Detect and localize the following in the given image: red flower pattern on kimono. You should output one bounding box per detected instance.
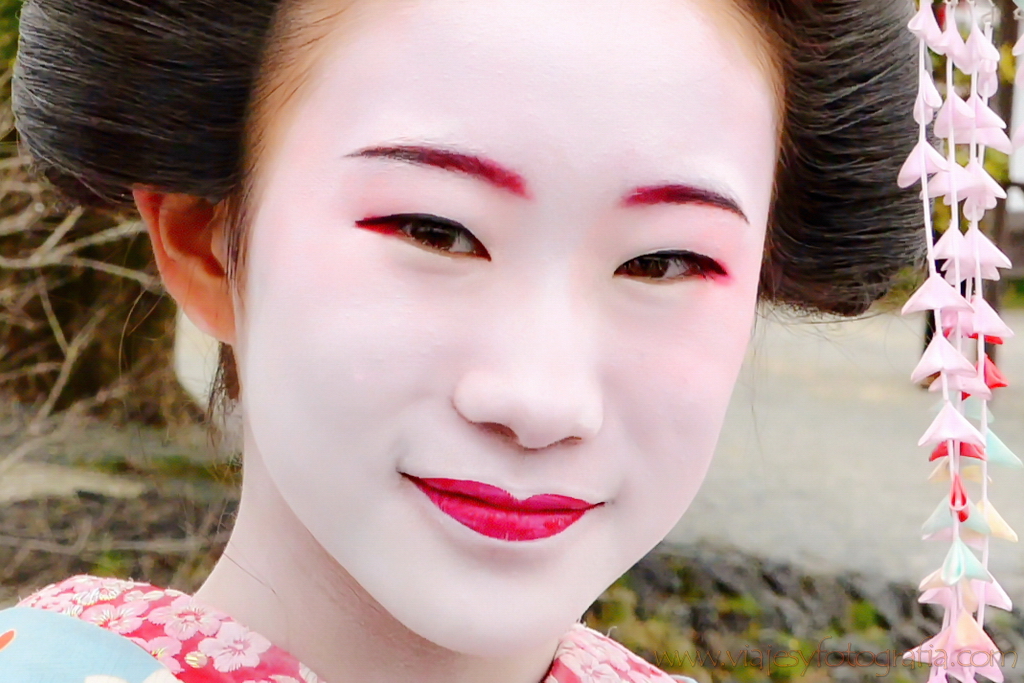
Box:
[19,576,692,683]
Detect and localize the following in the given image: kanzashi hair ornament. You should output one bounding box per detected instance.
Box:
[901,1,1021,681]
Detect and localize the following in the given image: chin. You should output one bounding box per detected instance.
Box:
[392,589,584,658]
[339,507,660,659]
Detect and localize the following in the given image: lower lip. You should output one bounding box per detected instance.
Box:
[407,477,596,542]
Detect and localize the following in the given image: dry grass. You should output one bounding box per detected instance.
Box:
[0,488,237,606]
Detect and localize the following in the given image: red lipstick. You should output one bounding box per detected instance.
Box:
[406,476,599,542]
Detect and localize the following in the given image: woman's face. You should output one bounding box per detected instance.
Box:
[238,0,777,657]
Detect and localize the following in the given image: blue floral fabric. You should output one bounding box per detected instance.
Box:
[0,605,175,683]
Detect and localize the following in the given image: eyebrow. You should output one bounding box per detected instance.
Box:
[624,185,749,223]
[348,144,748,222]
[347,145,530,198]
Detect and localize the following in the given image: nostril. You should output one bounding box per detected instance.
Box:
[477,422,583,450]
[452,370,602,450]
[478,422,519,443]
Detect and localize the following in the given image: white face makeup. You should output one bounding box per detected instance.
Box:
[237,0,777,658]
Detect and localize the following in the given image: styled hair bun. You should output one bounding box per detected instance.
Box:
[14,0,922,316]
[764,0,923,316]
[14,0,279,207]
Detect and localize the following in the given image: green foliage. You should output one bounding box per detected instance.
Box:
[0,0,18,72]
[1003,278,1024,308]
[84,453,241,486]
[585,569,935,683]
[716,593,763,620]
[91,550,131,578]
[848,601,883,632]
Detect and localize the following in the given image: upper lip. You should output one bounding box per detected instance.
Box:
[404,475,600,512]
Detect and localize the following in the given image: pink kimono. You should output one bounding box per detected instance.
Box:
[0,576,694,683]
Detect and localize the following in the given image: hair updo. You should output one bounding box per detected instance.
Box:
[13,0,922,398]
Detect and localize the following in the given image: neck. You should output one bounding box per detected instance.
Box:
[194,450,560,683]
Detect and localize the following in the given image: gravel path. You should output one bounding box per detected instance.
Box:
[668,309,1024,602]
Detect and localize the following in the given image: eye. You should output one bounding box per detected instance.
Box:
[356,213,490,259]
[615,250,726,281]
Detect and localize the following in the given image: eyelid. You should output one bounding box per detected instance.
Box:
[355,216,726,278]
[356,213,465,231]
[673,251,728,278]
[355,212,491,259]
[617,250,728,281]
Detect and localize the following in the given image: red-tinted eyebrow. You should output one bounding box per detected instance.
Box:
[348,145,530,198]
[624,185,748,223]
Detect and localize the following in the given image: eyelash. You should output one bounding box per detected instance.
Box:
[355,213,727,280]
[356,213,491,259]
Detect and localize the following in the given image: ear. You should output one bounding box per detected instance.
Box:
[134,189,237,345]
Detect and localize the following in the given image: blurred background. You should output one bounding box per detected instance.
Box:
[2,1,1024,681]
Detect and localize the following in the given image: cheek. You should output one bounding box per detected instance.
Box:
[237,217,476,546]
[606,245,762,531]
[239,200,406,450]
[243,229,435,409]
[239,199,498,490]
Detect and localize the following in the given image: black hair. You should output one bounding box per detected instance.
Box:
[13,0,279,205]
[762,0,922,315]
[13,0,923,396]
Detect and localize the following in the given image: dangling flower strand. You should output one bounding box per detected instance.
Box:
[901,1,1020,681]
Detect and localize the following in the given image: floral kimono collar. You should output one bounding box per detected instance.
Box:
[13,576,691,683]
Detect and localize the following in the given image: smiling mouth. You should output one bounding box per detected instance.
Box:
[404,475,601,542]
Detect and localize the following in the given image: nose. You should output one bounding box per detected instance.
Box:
[454,368,604,450]
[452,299,604,451]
